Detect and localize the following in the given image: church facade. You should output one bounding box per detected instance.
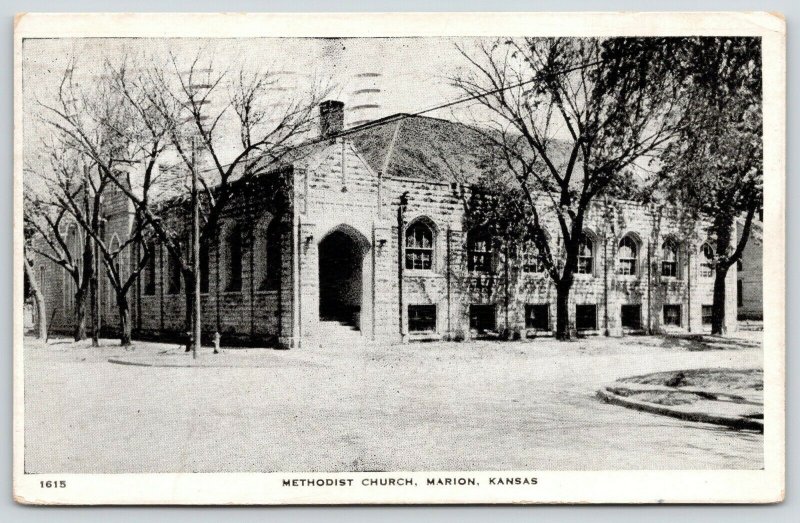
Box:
[37,101,738,347]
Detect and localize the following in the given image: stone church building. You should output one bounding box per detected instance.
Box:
[37,101,738,347]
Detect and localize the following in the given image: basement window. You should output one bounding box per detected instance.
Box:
[469,304,496,333]
[738,280,743,307]
[663,304,682,326]
[621,304,642,330]
[408,305,436,333]
[575,304,597,331]
[702,305,713,325]
[525,304,550,330]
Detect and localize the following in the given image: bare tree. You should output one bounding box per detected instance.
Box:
[24,159,94,342]
[453,37,679,339]
[142,52,328,349]
[38,51,327,351]
[34,58,168,346]
[45,158,155,347]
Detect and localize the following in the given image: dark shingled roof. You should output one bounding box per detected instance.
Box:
[346,114,508,183]
[345,113,575,188]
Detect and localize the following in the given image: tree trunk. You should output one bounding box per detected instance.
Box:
[117,293,132,347]
[711,265,729,335]
[74,288,87,341]
[555,278,573,340]
[24,257,47,340]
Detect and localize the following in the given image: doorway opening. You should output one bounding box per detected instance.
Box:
[318,229,366,329]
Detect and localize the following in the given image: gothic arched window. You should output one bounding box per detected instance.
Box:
[661,240,679,278]
[467,228,492,273]
[617,236,638,276]
[521,241,545,273]
[405,220,434,270]
[226,225,243,292]
[199,239,210,294]
[143,241,156,295]
[167,248,182,295]
[700,242,715,278]
[577,234,594,275]
[263,219,283,290]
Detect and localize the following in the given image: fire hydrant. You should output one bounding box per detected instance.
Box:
[213,331,221,354]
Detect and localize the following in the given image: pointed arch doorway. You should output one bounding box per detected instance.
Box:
[317,225,371,332]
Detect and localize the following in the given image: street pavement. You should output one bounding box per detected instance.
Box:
[23,334,763,473]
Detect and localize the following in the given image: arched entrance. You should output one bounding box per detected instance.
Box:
[318,227,369,330]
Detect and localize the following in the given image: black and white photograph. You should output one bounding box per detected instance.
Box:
[13,12,785,505]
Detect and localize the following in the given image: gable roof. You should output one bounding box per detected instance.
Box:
[346,114,504,183]
[343,113,577,190]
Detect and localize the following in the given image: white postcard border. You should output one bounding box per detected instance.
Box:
[13,11,786,505]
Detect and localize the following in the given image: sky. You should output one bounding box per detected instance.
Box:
[22,36,483,127]
[22,36,506,190]
[22,36,648,192]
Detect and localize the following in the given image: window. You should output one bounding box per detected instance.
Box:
[617,236,638,275]
[63,270,74,309]
[408,305,436,332]
[700,243,714,278]
[738,280,744,307]
[109,260,120,312]
[226,225,243,292]
[737,259,743,271]
[263,220,283,290]
[65,227,79,309]
[38,266,45,296]
[199,240,210,294]
[577,235,594,275]
[405,221,434,270]
[663,304,682,326]
[661,240,678,278]
[167,249,181,295]
[702,305,713,325]
[467,230,492,273]
[575,304,597,331]
[521,242,545,273]
[525,304,549,330]
[621,304,642,330]
[143,242,156,295]
[469,304,496,333]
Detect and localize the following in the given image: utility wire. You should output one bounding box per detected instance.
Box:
[159,57,605,177]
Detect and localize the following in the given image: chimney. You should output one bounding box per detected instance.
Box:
[319,100,345,139]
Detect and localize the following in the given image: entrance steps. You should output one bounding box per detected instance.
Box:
[307,320,369,348]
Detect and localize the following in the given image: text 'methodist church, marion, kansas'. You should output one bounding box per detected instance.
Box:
[38,100,740,347]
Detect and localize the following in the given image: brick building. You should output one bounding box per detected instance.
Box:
[35,101,738,346]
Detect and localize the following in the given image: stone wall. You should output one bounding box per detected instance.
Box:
[34,136,738,346]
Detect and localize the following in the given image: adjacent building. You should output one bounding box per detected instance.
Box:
[737,217,763,320]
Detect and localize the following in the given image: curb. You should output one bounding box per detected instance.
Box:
[106,356,301,369]
[108,358,201,368]
[108,357,253,368]
[597,386,763,433]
